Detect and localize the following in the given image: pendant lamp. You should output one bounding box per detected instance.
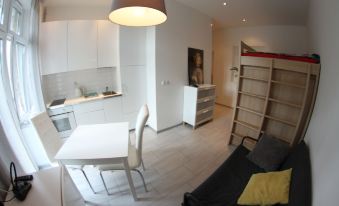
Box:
[109,0,167,26]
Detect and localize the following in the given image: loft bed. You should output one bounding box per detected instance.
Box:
[181,42,317,206]
[240,41,320,64]
[230,41,321,148]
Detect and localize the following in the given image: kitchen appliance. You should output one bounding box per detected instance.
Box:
[48,105,77,139]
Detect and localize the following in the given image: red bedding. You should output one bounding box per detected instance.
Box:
[242,52,319,64]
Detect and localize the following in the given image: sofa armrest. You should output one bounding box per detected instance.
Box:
[241,136,259,145]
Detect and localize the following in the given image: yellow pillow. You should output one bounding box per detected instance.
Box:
[237,168,292,206]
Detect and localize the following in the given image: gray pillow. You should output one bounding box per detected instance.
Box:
[247,134,290,171]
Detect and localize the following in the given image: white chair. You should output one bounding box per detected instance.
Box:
[96,105,149,195]
[31,112,96,193]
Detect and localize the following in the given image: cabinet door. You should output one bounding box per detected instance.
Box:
[39,21,68,75]
[103,97,123,123]
[97,21,119,68]
[75,110,106,125]
[121,66,147,129]
[120,27,146,66]
[68,21,97,71]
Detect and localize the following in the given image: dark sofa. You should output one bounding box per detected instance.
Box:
[182,137,311,206]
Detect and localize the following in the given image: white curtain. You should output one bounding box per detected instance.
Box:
[0,0,45,173]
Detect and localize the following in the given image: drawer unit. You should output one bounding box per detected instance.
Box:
[183,84,216,129]
[73,100,103,114]
[197,99,215,111]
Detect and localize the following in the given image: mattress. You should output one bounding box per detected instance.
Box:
[242,52,320,64]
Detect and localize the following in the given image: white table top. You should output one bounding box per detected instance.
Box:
[55,122,129,165]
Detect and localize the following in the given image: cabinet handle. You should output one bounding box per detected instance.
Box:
[204,98,210,102]
[203,109,209,114]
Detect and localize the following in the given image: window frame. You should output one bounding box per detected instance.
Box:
[0,0,10,32]
[8,0,23,36]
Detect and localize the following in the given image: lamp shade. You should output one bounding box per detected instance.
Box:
[109,0,167,26]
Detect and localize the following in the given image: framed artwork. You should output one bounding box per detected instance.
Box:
[188,48,204,86]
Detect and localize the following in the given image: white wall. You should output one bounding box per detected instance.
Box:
[213,25,309,107]
[306,0,339,205]
[154,0,213,131]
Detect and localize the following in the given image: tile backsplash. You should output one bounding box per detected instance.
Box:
[42,67,120,104]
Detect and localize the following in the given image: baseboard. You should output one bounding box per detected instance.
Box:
[155,123,182,134]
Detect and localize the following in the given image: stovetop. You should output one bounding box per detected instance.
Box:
[50,98,66,107]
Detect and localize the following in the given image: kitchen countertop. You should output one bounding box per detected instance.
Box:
[47,93,122,109]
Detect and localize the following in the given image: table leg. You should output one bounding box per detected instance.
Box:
[123,158,138,201]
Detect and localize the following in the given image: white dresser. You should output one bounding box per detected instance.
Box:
[183,84,216,128]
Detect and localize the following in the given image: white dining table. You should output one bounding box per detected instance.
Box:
[55,122,137,201]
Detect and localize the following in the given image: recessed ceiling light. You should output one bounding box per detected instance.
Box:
[210,23,214,27]
[242,18,247,22]
[223,2,227,6]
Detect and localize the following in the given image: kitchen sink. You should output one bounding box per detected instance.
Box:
[102,91,117,96]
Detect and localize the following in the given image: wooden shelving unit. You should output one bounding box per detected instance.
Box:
[229,42,321,146]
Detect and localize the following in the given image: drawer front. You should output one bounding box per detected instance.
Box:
[75,110,106,125]
[73,100,104,114]
[198,88,216,99]
[196,110,213,124]
[197,100,215,111]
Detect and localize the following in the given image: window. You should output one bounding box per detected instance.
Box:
[0,0,8,31]
[0,0,4,25]
[6,36,13,96]
[0,38,3,69]
[14,41,28,122]
[9,1,22,35]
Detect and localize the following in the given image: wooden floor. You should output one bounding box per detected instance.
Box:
[69,105,235,206]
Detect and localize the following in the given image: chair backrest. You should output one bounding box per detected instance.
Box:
[31,112,63,164]
[134,105,149,164]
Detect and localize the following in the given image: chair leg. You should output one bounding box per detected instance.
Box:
[100,171,110,195]
[80,169,96,194]
[141,159,146,171]
[132,169,148,192]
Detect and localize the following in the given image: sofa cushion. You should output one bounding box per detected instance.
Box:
[279,141,311,206]
[190,145,264,206]
[237,168,292,205]
[247,134,290,171]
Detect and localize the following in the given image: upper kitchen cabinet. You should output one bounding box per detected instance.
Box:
[120,27,146,66]
[97,21,119,68]
[40,21,68,75]
[68,21,98,71]
[40,20,119,74]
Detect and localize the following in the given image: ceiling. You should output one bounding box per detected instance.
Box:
[42,0,310,28]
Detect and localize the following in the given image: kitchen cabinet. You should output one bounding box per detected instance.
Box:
[103,97,123,123]
[121,66,147,129]
[73,97,124,126]
[68,21,98,71]
[97,21,119,68]
[40,21,68,75]
[74,110,106,126]
[73,100,105,125]
[121,66,147,114]
[120,27,146,66]
[119,27,147,129]
[40,20,119,74]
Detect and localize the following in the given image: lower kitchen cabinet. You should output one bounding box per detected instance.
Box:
[73,100,106,125]
[103,97,123,123]
[74,109,106,126]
